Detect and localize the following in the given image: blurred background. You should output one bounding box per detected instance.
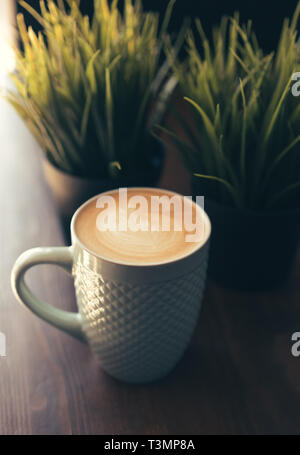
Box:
[16,0,300,52]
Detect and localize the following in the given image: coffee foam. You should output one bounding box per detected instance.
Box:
[74,188,210,266]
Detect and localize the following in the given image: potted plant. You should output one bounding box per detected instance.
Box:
[159,5,300,290]
[6,0,179,226]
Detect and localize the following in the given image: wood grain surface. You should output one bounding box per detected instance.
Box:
[1,78,300,435]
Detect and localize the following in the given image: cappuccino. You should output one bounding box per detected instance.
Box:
[74,188,210,266]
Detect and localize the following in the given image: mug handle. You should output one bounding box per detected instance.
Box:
[11,246,86,342]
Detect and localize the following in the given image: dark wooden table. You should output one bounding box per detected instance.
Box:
[1,85,300,436]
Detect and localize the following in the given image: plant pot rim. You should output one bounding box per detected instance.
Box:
[203,197,300,218]
[43,133,164,185]
[42,158,112,184]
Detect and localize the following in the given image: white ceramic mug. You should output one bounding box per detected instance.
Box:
[11,189,211,383]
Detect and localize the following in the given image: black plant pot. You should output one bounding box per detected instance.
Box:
[43,137,164,241]
[201,198,300,291]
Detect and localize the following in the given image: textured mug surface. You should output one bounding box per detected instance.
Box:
[72,244,209,383]
[11,188,211,384]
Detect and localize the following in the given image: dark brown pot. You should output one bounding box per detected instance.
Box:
[43,140,164,238]
[202,198,300,291]
[43,159,117,230]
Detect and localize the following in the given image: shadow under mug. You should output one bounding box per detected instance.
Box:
[11,188,211,384]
